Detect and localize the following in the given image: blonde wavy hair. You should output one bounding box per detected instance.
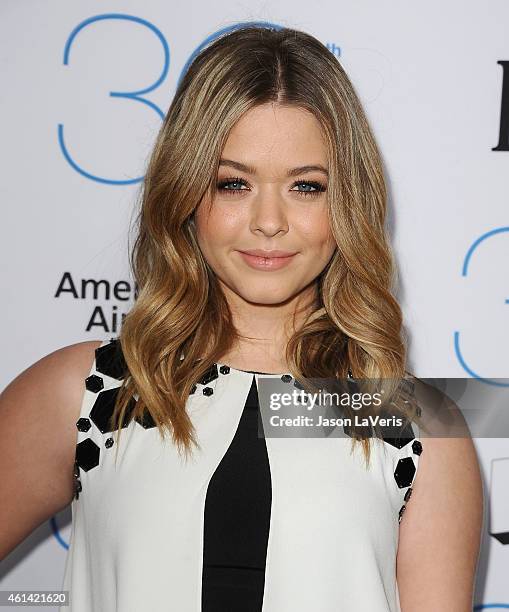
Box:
[111,24,422,467]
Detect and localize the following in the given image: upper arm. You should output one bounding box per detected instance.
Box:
[396,401,484,611]
[0,339,103,560]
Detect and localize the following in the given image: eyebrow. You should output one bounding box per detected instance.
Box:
[219,158,329,177]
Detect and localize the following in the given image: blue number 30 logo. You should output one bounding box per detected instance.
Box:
[57,15,281,185]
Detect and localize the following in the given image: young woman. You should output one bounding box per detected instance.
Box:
[0,24,483,611]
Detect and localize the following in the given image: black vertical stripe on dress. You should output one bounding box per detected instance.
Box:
[202,374,272,611]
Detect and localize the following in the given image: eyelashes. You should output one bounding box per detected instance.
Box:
[216,176,327,199]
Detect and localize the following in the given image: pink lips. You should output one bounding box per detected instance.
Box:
[237,249,297,271]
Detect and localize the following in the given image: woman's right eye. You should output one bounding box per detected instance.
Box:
[216,177,248,194]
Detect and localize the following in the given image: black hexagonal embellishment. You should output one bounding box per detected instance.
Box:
[343,419,374,439]
[73,459,82,500]
[85,374,104,393]
[281,374,292,383]
[73,476,82,500]
[203,387,214,397]
[76,417,91,432]
[189,384,197,395]
[398,504,406,523]
[412,440,423,455]
[293,378,305,391]
[381,418,415,449]
[75,438,100,471]
[199,364,219,385]
[219,365,230,375]
[394,457,416,488]
[135,409,156,429]
[105,437,114,448]
[404,487,413,502]
[95,338,128,381]
[89,387,136,434]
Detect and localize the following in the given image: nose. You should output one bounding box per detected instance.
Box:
[249,186,289,236]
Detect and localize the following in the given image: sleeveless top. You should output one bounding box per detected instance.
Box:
[60,338,423,612]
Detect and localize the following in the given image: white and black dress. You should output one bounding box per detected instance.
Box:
[61,338,422,611]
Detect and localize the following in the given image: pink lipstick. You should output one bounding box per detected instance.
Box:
[237,249,298,271]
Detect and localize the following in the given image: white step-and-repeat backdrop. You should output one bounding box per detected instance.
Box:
[1,1,508,609]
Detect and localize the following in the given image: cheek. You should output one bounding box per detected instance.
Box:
[295,209,335,252]
[195,206,243,253]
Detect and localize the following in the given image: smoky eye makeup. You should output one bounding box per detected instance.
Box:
[215,176,327,198]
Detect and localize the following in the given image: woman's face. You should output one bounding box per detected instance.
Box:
[195,102,336,308]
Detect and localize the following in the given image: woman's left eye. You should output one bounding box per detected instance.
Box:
[291,181,327,198]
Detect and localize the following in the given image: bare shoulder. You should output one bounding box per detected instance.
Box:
[1,340,103,412]
[396,377,484,610]
[0,339,103,560]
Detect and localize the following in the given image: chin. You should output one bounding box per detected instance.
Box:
[238,287,293,305]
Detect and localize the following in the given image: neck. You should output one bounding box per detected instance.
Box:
[202,279,321,373]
